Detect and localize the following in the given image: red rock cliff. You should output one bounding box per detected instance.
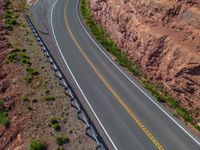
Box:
[90,0,200,117]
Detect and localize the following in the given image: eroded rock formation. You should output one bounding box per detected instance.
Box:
[90,0,200,117]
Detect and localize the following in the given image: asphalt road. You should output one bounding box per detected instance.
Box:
[50,0,200,149]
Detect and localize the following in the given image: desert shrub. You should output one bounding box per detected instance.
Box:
[0,112,9,127]
[45,89,50,94]
[56,136,70,146]
[32,99,37,103]
[50,118,58,124]
[143,81,165,103]
[56,147,64,150]
[52,123,61,131]
[176,107,192,123]
[0,99,4,107]
[45,96,56,101]
[26,104,32,111]
[22,96,29,102]
[50,118,60,131]
[165,97,178,108]
[26,67,39,76]
[4,9,17,29]
[24,67,38,83]
[6,48,31,65]
[29,140,46,150]
[195,125,200,131]
[24,75,33,83]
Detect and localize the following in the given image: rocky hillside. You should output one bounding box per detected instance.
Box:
[90,0,200,118]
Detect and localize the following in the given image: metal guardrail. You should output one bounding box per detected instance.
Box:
[25,15,107,150]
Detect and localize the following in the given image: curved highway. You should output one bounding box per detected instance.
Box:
[50,0,200,149]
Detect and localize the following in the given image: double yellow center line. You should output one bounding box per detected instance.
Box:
[64,0,164,149]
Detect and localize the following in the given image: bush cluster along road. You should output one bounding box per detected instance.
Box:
[49,0,200,149]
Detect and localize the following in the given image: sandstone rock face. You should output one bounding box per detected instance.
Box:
[90,0,200,117]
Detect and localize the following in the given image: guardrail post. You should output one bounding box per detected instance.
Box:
[77,110,87,124]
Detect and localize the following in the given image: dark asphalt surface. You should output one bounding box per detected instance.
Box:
[50,0,200,149]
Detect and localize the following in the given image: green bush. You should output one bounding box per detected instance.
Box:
[26,67,39,76]
[4,9,17,29]
[143,81,165,103]
[0,99,4,107]
[45,96,56,101]
[22,96,29,102]
[176,107,192,123]
[7,53,17,62]
[24,75,33,83]
[0,112,9,127]
[50,118,60,131]
[24,67,38,84]
[45,89,50,94]
[29,140,46,150]
[165,97,178,108]
[52,123,61,131]
[195,125,200,131]
[18,52,29,59]
[56,136,70,146]
[21,58,32,65]
[50,118,58,124]
[4,10,12,18]
[6,48,31,65]
[26,104,32,111]
[56,147,64,150]
[32,99,37,103]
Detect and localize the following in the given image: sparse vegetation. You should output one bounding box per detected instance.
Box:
[32,99,37,103]
[143,81,166,103]
[195,125,200,131]
[26,104,32,111]
[24,75,33,83]
[176,107,192,123]
[56,147,64,150]
[22,95,29,102]
[6,47,31,64]
[26,67,39,76]
[24,67,39,83]
[29,140,46,150]
[0,99,4,107]
[52,123,61,131]
[50,118,59,124]
[45,89,50,94]
[50,118,60,131]
[4,9,17,30]
[0,112,9,127]
[56,136,70,146]
[143,80,194,123]
[6,47,38,84]
[45,96,56,101]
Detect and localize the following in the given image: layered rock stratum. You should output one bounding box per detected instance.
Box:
[90,0,200,118]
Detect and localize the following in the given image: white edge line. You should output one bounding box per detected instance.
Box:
[76,0,200,146]
[50,0,118,149]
